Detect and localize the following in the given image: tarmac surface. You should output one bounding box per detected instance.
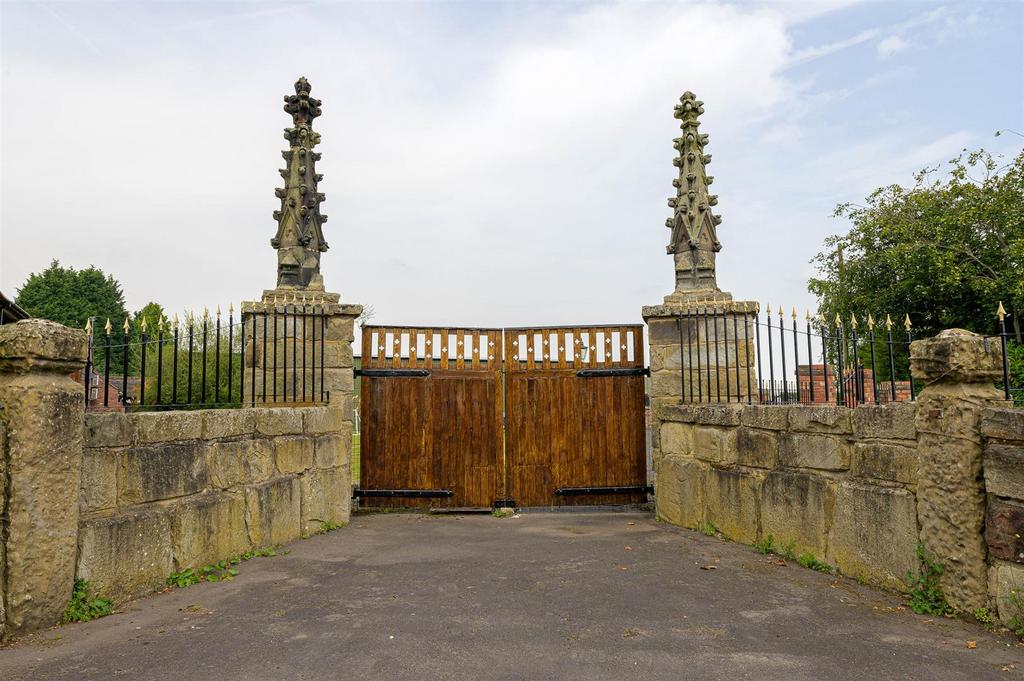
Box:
[2,511,1022,680]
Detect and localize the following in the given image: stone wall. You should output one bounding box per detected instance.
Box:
[78,406,352,603]
[982,407,1024,624]
[651,327,1022,615]
[654,402,919,589]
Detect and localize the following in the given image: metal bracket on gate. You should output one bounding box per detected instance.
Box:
[576,367,650,378]
[355,369,430,378]
[353,488,454,498]
[554,485,654,496]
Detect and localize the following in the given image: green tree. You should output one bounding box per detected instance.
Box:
[16,261,129,374]
[809,148,1024,341]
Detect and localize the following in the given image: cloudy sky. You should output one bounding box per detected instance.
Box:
[2,1,1022,335]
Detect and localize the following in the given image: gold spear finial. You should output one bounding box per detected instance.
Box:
[188,311,195,326]
[792,307,797,320]
[885,314,893,330]
[998,301,1007,321]
[216,305,221,318]
[849,313,858,330]
[123,317,130,333]
[904,314,912,331]
[104,318,112,334]
[834,312,842,327]
[806,309,812,322]
[85,318,93,334]
[158,316,165,332]
[867,313,875,330]
[778,306,784,318]
[173,313,180,329]
[141,317,148,333]
[228,302,234,316]
[766,303,772,316]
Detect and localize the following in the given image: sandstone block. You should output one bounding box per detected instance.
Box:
[300,467,352,532]
[660,421,691,458]
[739,405,789,431]
[79,449,119,513]
[852,403,916,440]
[76,507,173,603]
[84,412,135,448]
[649,343,681,373]
[694,403,744,426]
[135,411,202,444]
[735,427,777,468]
[911,328,1003,385]
[647,318,680,345]
[827,482,918,589]
[170,492,250,569]
[208,438,274,488]
[703,468,760,544]
[760,471,833,557]
[983,408,1024,442]
[655,404,696,423]
[304,405,345,435]
[788,406,852,434]
[985,444,1024,499]
[851,441,918,485]
[118,442,209,505]
[654,457,704,528]
[321,340,354,369]
[650,370,682,398]
[276,436,315,474]
[202,409,255,440]
[323,316,356,342]
[989,560,1024,624]
[986,498,1024,563]
[254,407,304,436]
[244,476,302,547]
[779,432,849,471]
[692,426,737,466]
[315,427,352,470]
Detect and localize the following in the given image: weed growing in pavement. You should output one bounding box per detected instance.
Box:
[697,521,717,537]
[63,579,113,623]
[905,544,951,616]
[796,553,833,574]
[166,545,287,589]
[753,533,775,555]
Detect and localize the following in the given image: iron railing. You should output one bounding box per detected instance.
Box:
[83,304,330,411]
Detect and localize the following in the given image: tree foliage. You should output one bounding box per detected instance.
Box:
[16,260,128,336]
[809,148,1024,343]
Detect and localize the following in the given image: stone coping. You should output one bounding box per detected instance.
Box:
[643,300,759,319]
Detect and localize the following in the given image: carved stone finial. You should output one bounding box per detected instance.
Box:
[271,77,329,290]
[665,91,722,298]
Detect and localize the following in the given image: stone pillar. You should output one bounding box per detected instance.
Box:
[643,300,758,412]
[912,328,1005,612]
[0,319,87,639]
[241,289,361,418]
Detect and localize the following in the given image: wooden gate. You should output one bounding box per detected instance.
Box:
[357,324,648,508]
[504,325,648,506]
[357,326,503,508]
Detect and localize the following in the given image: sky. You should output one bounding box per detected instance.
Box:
[2,0,1022,338]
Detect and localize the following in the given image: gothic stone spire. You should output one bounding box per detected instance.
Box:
[665,91,722,295]
[271,76,329,290]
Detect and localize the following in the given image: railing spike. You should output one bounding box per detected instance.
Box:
[904,314,912,331]
[104,318,112,334]
[123,317,130,333]
[867,313,875,330]
[997,301,1007,321]
[85,318,92,333]
[885,313,893,330]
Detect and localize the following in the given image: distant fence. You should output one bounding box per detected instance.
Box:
[82,304,330,411]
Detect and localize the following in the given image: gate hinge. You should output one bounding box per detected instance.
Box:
[355,368,430,378]
[576,367,649,378]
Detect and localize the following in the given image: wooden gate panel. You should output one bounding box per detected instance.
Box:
[505,325,647,507]
[359,326,502,509]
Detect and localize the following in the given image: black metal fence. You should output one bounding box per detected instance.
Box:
[671,305,918,406]
[83,304,330,411]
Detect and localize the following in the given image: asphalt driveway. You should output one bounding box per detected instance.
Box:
[2,511,1022,680]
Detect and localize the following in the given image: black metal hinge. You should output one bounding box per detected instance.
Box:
[576,368,650,378]
[554,485,654,496]
[355,369,430,378]
[353,488,454,498]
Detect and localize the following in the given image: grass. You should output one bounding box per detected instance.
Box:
[797,553,833,574]
[697,521,717,537]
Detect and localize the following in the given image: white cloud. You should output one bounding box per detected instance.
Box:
[877,35,909,58]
